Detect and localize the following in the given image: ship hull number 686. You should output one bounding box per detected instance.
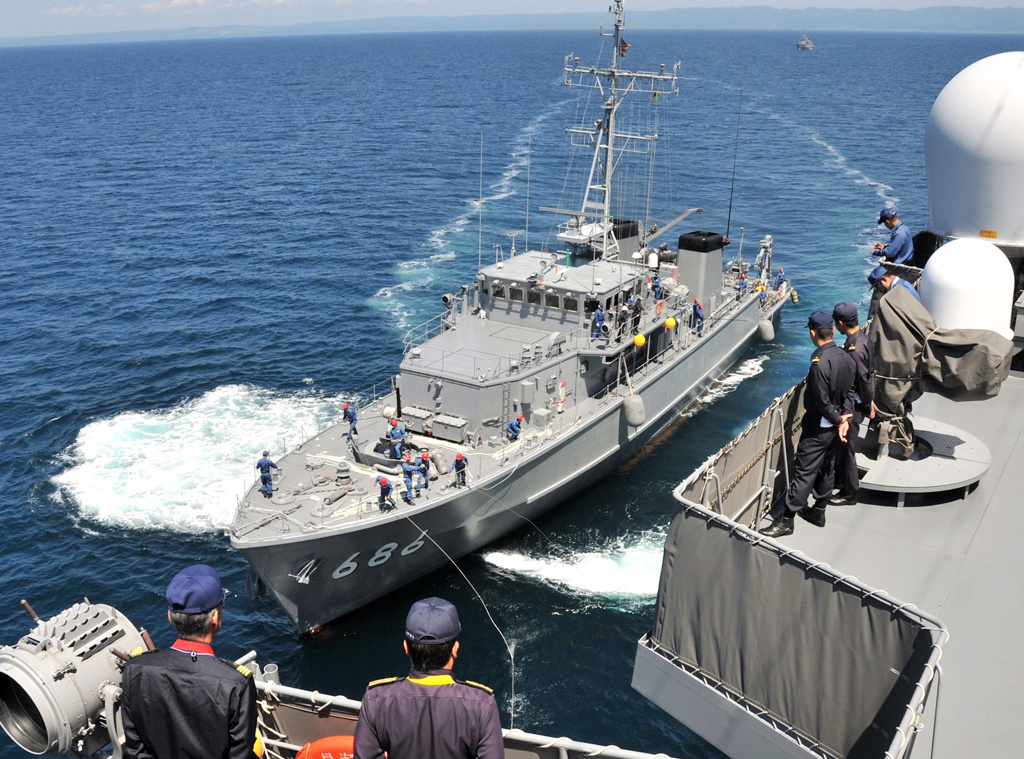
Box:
[331,530,428,579]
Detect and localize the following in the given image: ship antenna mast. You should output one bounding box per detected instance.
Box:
[562,1,679,261]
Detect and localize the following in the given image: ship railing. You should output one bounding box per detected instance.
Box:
[247,659,685,759]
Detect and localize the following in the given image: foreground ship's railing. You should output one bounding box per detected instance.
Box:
[632,385,949,759]
[0,601,684,759]
[249,659,683,759]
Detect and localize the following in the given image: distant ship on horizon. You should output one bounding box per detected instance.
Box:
[798,32,814,51]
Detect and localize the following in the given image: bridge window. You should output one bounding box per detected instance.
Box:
[492,284,506,299]
[563,295,579,312]
[545,292,561,308]
[584,298,600,315]
[527,290,542,306]
[509,287,524,302]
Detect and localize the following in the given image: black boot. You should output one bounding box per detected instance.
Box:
[760,513,794,538]
[799,504,826,528]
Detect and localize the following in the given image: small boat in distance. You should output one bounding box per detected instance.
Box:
[797,33,814,51]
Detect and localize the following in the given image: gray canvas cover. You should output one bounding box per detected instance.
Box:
[869,285,1013,455]
[650,504,936,758]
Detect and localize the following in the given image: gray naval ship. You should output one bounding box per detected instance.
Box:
[229,0,793,635]
[632,52,1024,759]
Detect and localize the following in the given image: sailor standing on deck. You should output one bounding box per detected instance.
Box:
[255,451,278,498]
[120,564,258,759]
[389,418,406,459]
[401,454,418,504]
[650,273,661,303]
[828,302,875,506]
[353,597,503,759]
[616,304,630,341]
[343,402,358,439]
[631,296,644,334]
[868,266,921,302]
[375,475,396,512]
[449,452,468,488]
[690,299,704,337]
[761,311,856,538]
[773,267,787,290]
[416,451,431,494]
[590,303,605,339]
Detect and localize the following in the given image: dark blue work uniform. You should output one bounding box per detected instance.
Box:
[875,221,914,265]
[834,329,875,498]
[449,456,468,487]
[591,305,605,338]
[255,456,278,497]
[690,303,704,336]
[353,669,503,759]
[401,460,418,502]
[343,405,358,438]
[783,341,856,514]
[506,418,521,441]
[121,641,257,759]
[390,423,406,459]
[651,274,661,302]
[375,476,396,512]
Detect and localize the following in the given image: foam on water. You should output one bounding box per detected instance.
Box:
[52,384,346,532]
[689,355,770,409]
[482,529,665,601]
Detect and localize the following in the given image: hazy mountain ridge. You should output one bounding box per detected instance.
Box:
[3,6,1022,47]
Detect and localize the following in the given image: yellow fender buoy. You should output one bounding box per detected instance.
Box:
[633,334,646,347]
[790,289,799,303]
[665,316,676,329]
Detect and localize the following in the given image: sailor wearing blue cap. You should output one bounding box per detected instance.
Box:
[873,207,914,265]
[868,265,921,302]
[121,565,258,759]
[354,597,503,759]
[829,303,876,506]
[761,311,856,538]
[255,450,279,498]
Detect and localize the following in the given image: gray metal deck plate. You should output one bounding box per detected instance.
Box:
[777,375,1024,759]
[857,417,991,494]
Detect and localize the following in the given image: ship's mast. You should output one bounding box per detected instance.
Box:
[563,0,679,259]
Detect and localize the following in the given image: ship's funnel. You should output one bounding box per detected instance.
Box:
[925,52,1024,246]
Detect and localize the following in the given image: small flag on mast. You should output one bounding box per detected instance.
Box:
[619,38,631,58]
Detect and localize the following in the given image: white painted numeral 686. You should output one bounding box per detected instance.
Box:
[332,530,428,579]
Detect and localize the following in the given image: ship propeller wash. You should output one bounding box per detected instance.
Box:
[230,0,794,634]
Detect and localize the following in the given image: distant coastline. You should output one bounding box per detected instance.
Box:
[2,6,1023,48]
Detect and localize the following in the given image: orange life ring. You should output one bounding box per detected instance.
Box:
[297,734,356,759]
[655,299,665,316]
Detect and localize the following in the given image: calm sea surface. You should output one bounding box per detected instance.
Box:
[2,28,1022,758]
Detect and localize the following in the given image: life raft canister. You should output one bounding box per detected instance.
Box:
[297,734,356,759]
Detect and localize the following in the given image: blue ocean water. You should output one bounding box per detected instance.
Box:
[2,27,1022,758]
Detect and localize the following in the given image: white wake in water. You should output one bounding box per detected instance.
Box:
[685,355,770,414]
[52,384,346,532]
[482,529,666,600]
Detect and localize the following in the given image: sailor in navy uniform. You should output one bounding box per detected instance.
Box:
[874,207,914,265]
[255,451,278,498]
[506,414,523,441]
[375,475,396,512]
[401,454,417,503]
[121,565,258,759]
[416,451,431,494]
[590,303,605,339]
[761,311,856,538]
[449,452,468,487]
[389,418,406,459]
[829,302,875,506]
[354,597,503,759]
[342,402,358,438]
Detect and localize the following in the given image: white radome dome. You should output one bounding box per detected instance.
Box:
[921,238,1015,340]
[925,52,1024,246]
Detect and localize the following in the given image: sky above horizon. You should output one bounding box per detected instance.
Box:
[2,1,1019,39]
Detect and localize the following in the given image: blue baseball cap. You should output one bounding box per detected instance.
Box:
[867,266,888,286]
[166,564,230,614]
[832,302,858,322]
[807,311,833,330]
[878,207,897,223]
[405,597,461,644]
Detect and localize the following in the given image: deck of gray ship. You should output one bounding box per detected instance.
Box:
[777,373,1024,758]
[635,371,1024,758]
